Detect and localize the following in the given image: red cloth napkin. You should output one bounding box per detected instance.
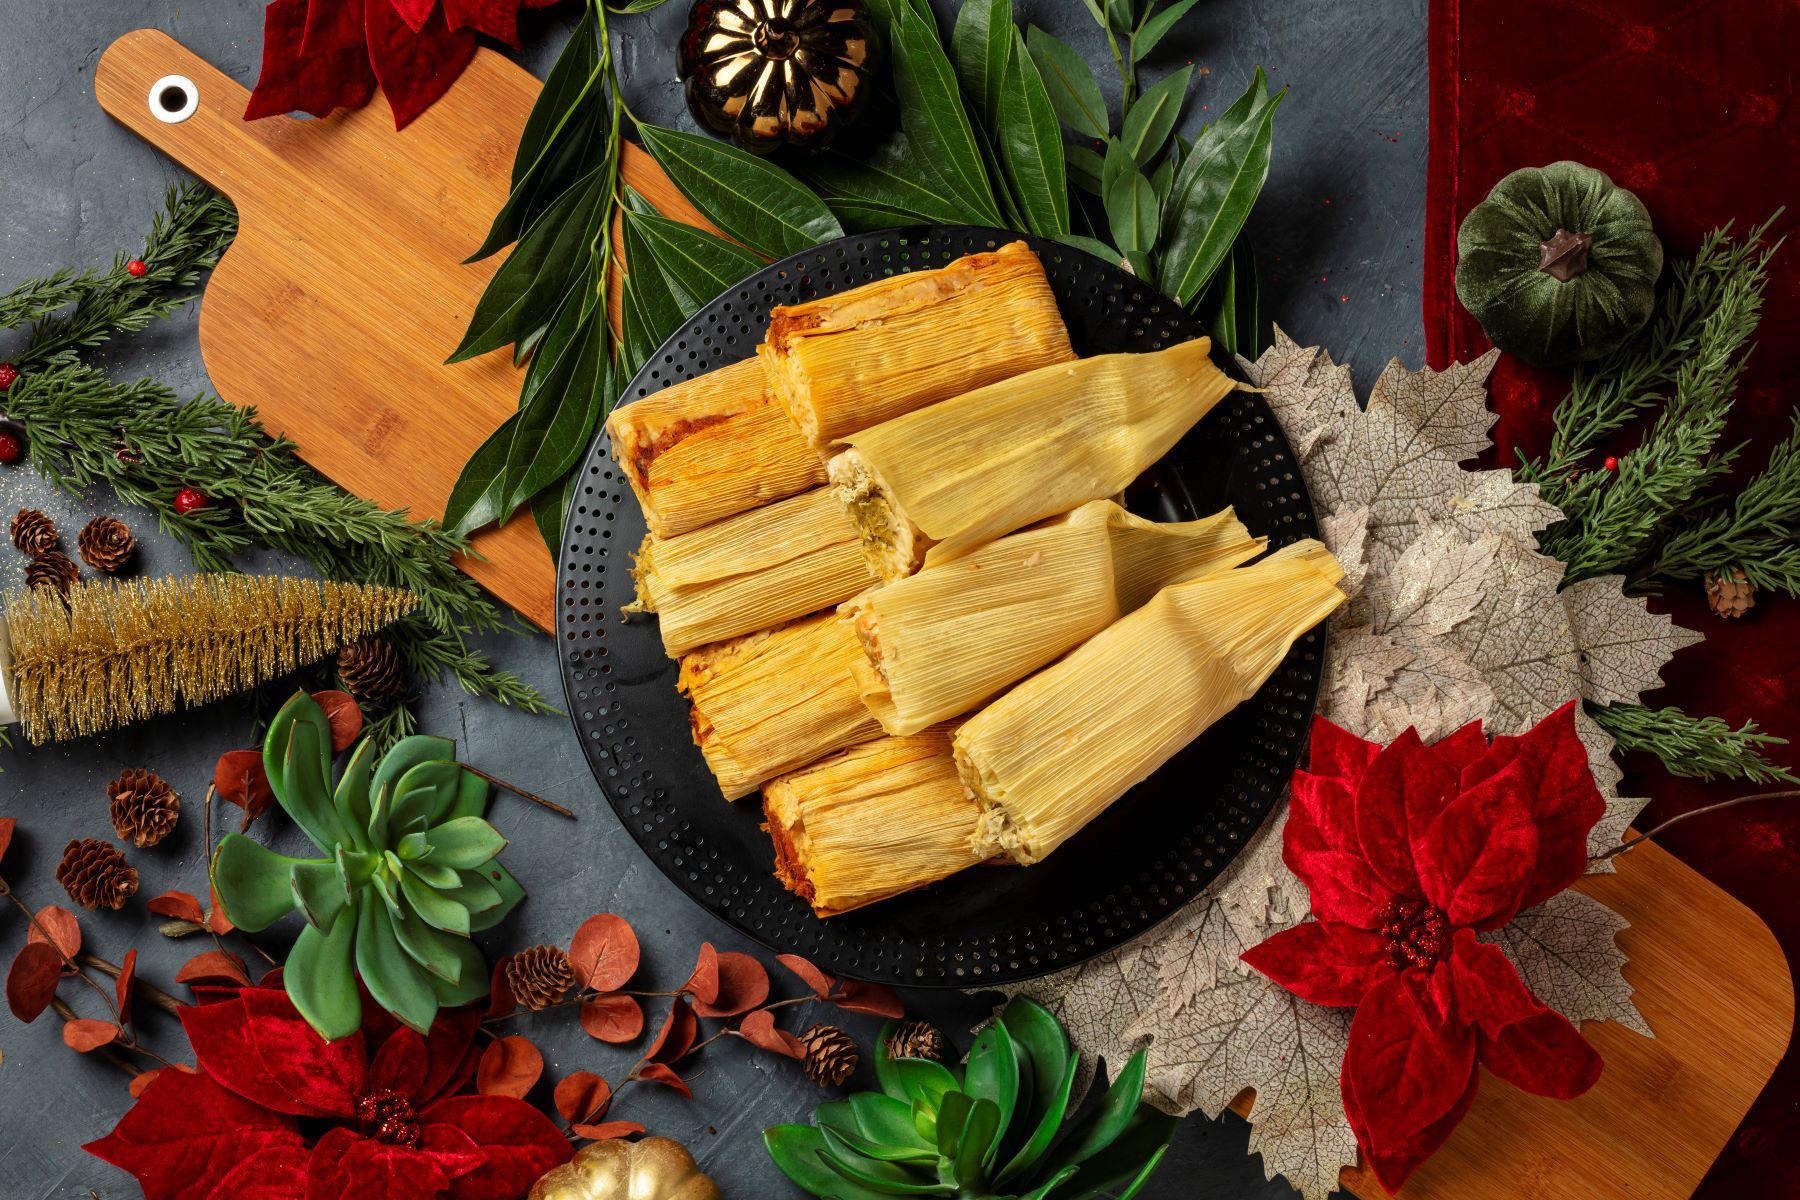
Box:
[1425,2,1800,1193]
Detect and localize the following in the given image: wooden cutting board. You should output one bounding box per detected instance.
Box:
[95,28,1791,1199]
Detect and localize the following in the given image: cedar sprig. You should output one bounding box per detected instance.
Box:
[1590,701,1799,786]
[1651,410,1800,595]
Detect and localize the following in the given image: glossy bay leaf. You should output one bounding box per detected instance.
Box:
[1119,65,1190,165]
[629,210,763,304]
[996,28,1068,238]
[639,123,842,258]
[1159,69,1283,305]
[889,9,1003,225]
[807,134,979,226]
[1105,167,1160,253]
[950,0,1011,129]
[1025,26,1108,140]
[1135,0,1205,61]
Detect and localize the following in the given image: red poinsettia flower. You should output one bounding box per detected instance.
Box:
[1241,700,1606,1190]
[245,0,562,130]
[84,982,569,1200]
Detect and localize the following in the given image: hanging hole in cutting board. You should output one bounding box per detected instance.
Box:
[148,74,197,123]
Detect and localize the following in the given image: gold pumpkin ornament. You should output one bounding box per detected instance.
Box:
[529,1137,722,1200]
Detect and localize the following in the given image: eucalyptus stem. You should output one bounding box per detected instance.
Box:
[1598,789,1800,861]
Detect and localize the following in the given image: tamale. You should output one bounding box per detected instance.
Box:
[679,612,882,801]
[630,488,875,656]
[960,539,1346,865]
[606,357,826,538]
[760,241,1075,452]
[843,500,1265,735]
[763,727,987,917]
[829,337,1238,580]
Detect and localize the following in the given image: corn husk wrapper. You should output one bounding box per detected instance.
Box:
[760,241,1074,452]
[606,357,826,538]
[630,488,875,657]
[960,539,1346,865]
[830,337,1237,580]
[679,612,881,801]
[763,726,986,917]
[844,500,1264,735]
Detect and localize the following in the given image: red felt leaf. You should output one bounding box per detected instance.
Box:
[0,816,14,863]
[553,1071,612,1123]
[176,949,251,988]
[486,954,516,1017]
[147,890,206,924]
[245,0,377,122]
[64,1018,123,1052]
[83,1063,306,1200]
[636,1061,693,1098]
[569,914,640,992]
[180,986,367,1118]
[1280,843,1390,929]
[1481,701,1604,908]
[1294,718,1380,853]
[648,997,697,1063]
[116,947,138,1015]
[1480,1008,1603,1100]
[312,689,364,753]
[419,1005,485,1103]
[202,1140,312,1199]
[738,1009,806,1060]
[423,1094,573,1199]
[6,942,63,1022]
[419,1121,490,1180]
[692,952,769,1018]
[579,993,645,1044]
[1427,718,1490,783]
[1342,1043,1480,1194]
[364,0,479,130]
[477,1035,543,1098]
[1341,972,1476,1152]
[443,0,523,45]
[213,750,277,828]
[572,1120,646,1141]
[777,953,834,1000]
[1353,728,1453,897]
[1439,930,1542,1035]
[369,1026,431,1097]
[26,904,81,967]
[684,943,722,1005]
[1240,920,1393,1008]
[303,1125,451,1200]
[210,885,237,935]
[1415,771,1538,930]
[833,979,905,1019]
[388,0,439,32]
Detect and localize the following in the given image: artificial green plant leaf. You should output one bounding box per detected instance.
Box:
[290,859,351,931]
[639,123,843,258]
[998,1052,1079,1186]
[818,1128,943,1187]
[467,860,524,932]
[875,1020,907,1101]
[389,897,466,984]
[336,846,378,892]
[285,908,361,1042]
[333,740,379,851]
[405,858,461,890]
[847,1092,935,1154]
[425,935,491,1007]
[356,894,439,1034]
[390,759,466,833]
[1043,1107,1178,1200]
[210,835,310,932]
[266,696,348,853]
[1002,996,1071,1126]
[399,868,472,936]
[422,816,508,869]
[764,1126,896,1200]
[935,1090,973,1160]
[963,1022,1020,1159]
[1039,1049,1150,1174]
[896,1057,960,1109]
[952,1097,1001,1188]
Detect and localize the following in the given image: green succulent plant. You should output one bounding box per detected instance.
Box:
[764,998,1177,1200]
[210,691,523,1040]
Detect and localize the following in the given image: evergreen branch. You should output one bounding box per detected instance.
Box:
[1589,701,1799,785]
[1650,410,1800,595]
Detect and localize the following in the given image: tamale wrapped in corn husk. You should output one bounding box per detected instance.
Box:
[630,488,875,656]
[829,337,1238,580]
[760,241,1075,452]
[606,357,826,538]
[843,500,1265,735]
[763,727,987,917]
[680,612,882,800]
[960,539,1346,865]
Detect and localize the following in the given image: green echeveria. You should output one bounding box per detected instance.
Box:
[764,998,1177,1200]
[211,691,523,1040]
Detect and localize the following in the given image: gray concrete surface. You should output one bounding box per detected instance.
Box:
[0,1,1425,1195]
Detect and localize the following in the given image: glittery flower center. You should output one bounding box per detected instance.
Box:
[357,1088,422,1146]
[1378,898,1451,969]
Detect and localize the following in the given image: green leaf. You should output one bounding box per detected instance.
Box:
[1000,997,1070,1128]
[1105,168,1160,253]
[889,11,1003,225]
[333,740,379,851]
[622,214,692,345]
[963,1023,1019,1161]
[355,897,439,1034]
[532,472,574,564]
[448,767,489,821]
[630,211,764,303]
[996,28,1069,238]
[442,866,501,915]
[397,831,429,861]
[807,136,981,226]
[819,1113,936,1166]
[1040,1050,1149,1173]
[464,861,525,932]
[1150,141,1180,209]
[405,858,461,890]
[1066,145,1106,196]
[388,898,467,984]
[1104,0,1133,35]
[875,1021,908,1101]
[639,123,843,258]
[1159,69,1282,304]
[423,816,508,869]
[1019,1164,1078,1200]
[951,0,1012,129]
[290,859,350,931]
[399,868,472,936]
[997,1053,1078,1186]
[1119,66,1190,164]
[1042,1107,1177,1200]
[1205,232,1261,356]
[1056,233,1123,264]
[1134,0,1203,61]
[210,835,308,932]
[336,846,378,892]
[373,735,456,805]
[425,935,492,1007]
[764,1126,898,1200]
[952,1098,1001,1189]
[389,758,466,832]
[935,1090,973,1160]
[285,908,360,1041]
[896,1057,961,1109]
[499,288,608,520]
[442,412,520,537]
[818,1131,946,1192]
[848,1092,935,1153]
[1026,27,1108,140]
[265,693,345,853]
[1101,137,1136,195]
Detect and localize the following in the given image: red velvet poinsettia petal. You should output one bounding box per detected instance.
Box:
[1481,1008,1604,1100]
[1491,701,1606,908]
[421,1095,573,1200]
[1426,719,1488,778]
[203,1141,311,1199]
[364,0,479,129]
[304,1127,450,1200]
[1443,930,1543,1035]
[1342,971,1477,1150]
[180,987,367,1118]
[1281,843,1392,928]
[245,0,377,122]
[1241,920,1394,1008]
[1416,761,1540,929]
[419,1122,489,1180]
[368,1026,430,1098]
[419,1005,485,1104]
[1354,728,1454,897]
[388,0,440,32]
[443,0,522,45]
[84,1064,305,1200]
[1291,717,1381,853]
[1343,1045,1481,1194]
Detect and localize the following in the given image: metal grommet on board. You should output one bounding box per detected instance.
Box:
[147,74,199,124]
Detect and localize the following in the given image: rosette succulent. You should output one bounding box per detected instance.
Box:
[765,998,1176,1200]
[211,692,523,1040]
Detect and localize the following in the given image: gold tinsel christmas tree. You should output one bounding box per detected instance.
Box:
[0,575,415,744]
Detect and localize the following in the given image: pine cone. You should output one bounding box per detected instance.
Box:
[505,945,575,1011]
[10,508,58,556]
[108,768,180,848]
[25,549,78,597]
[1705,567,1755,619]
[55,838,139,910]
[885,1019,946,1062]
[337,636,408,709]
[77,516,137,574]
[799,1024,859,1087]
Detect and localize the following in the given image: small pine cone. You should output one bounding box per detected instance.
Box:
[108,768,180,848]
[885,1019,945,1062]
[799,1024,859,1087]
[55,838,139,910]
[505,945,575,1011]
[10,508,58,555]
[77,516,137,573]
[25,549,79,597]
[337,636,408,710]
[1705,567,1755,619]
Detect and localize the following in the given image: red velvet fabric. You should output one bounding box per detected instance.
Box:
[1425,3,1800,1194]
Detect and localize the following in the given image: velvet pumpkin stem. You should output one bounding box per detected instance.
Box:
[1597,788,1800,860]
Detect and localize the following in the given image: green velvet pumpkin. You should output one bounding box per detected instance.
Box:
[1455,160,1662,366]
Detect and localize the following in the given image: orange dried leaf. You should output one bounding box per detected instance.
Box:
[63,1018,122,1052]
[569,914,640,992]
[0,816,14,864]
[777,954,834,1000]
[175,950,250,988]
[579,993,644,1044]
[553,1071,612,1124]
[116,948,138,1015]
[739,1009,806,1060]
[647,997,697,1063]
[834,979,905,1018]
[692,952,769,1018]
[147,891,206,924]
[572,1120,645,1141]
[26,905,82,966]
[312,689,364,753]
[6,942,63,1022]
[476,1035,543,1099]
[636,1062,692,1098]
[683,943,721,1005]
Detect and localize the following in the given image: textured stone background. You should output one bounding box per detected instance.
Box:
[0,1,1424,1196]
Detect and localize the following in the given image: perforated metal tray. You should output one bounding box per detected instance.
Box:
[557,226,1323,987]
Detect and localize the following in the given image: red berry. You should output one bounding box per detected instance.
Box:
[127,259,149,277]
[0,363,17,390]
[1603,455,1620,473]
[173,486,209,514]
[0,431,22,466]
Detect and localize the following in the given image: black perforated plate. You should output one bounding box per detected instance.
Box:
[557,226,1322,987]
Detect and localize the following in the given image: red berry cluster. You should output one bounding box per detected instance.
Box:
[1377,897,1452,969]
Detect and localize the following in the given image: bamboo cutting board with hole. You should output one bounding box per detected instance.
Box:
[92,28,1792,1199]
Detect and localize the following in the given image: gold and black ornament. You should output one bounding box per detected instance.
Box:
[529,1135,721,1200]
[679,0,878,155]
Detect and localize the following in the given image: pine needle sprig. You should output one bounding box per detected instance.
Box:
[1590,701,1799,786]
[1651,411,1800,595]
